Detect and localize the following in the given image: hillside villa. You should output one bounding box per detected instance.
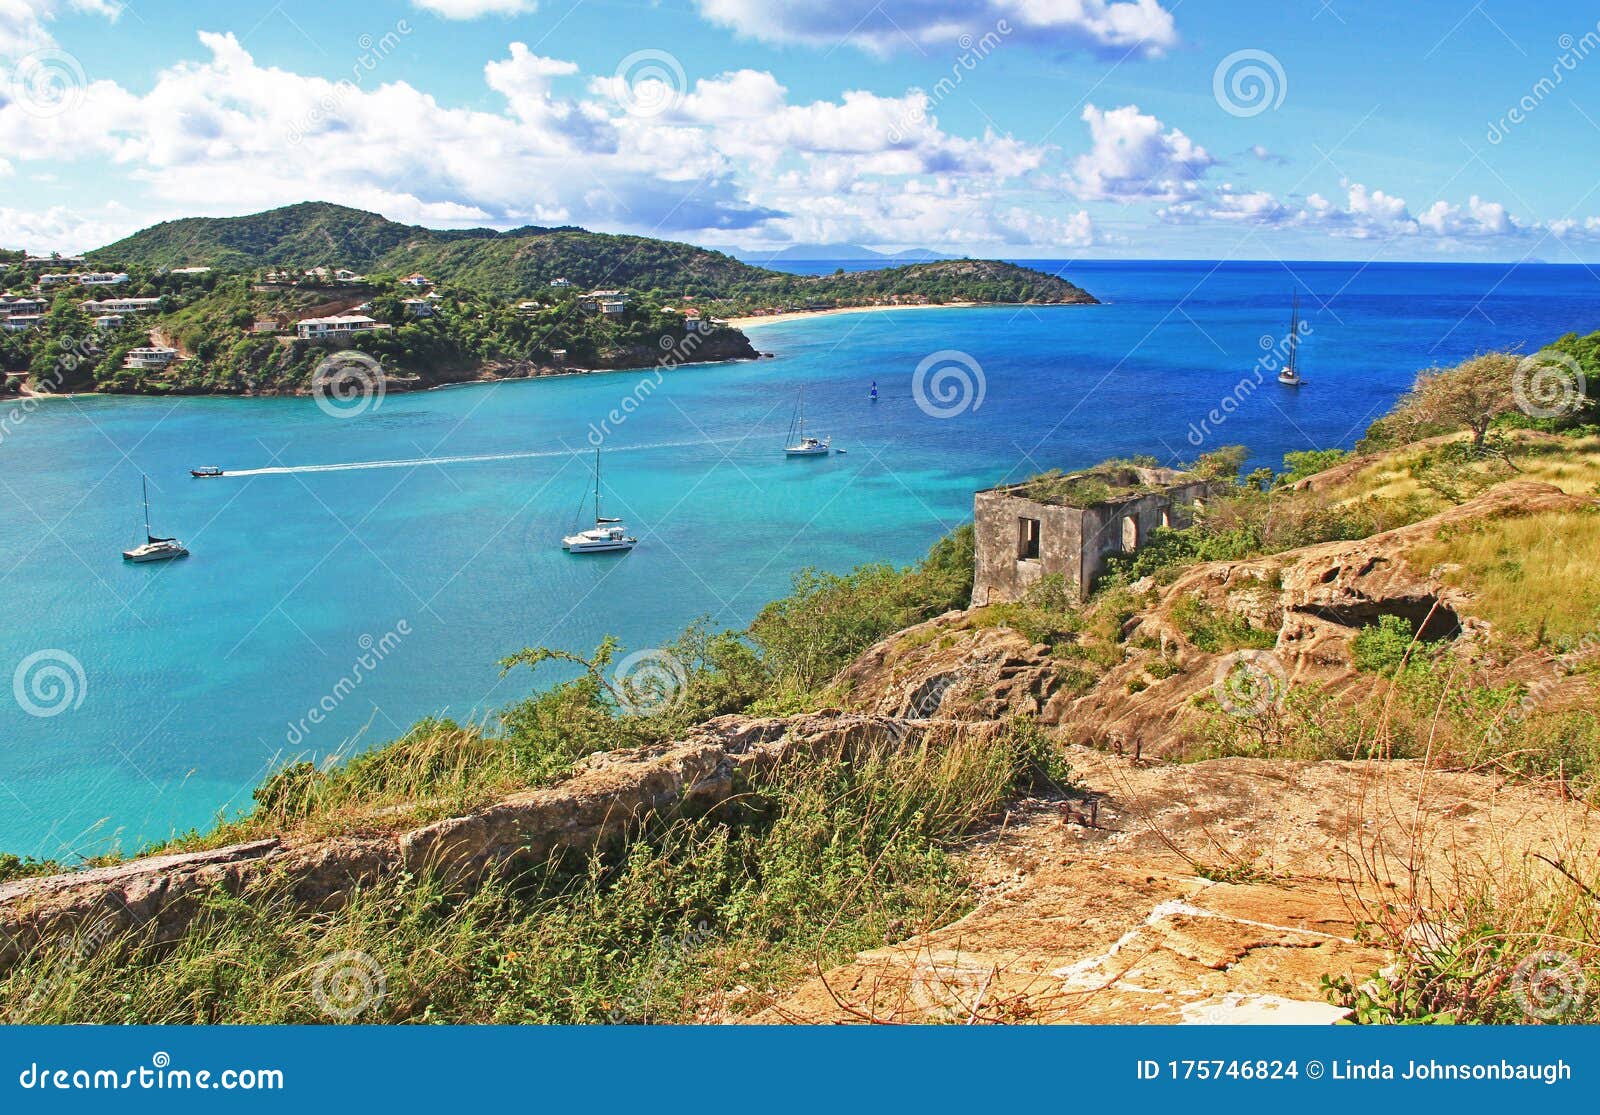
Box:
[124,346,180,369]
[80,297,162,315]
[295,314,389,341]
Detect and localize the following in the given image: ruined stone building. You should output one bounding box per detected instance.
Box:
[972,465,1218,604]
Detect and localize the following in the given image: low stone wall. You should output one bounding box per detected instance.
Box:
[0,712,986,975]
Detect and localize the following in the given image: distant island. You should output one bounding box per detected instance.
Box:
[737,243,957,264]
[0,202,1095,398]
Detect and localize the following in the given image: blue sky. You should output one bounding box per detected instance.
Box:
[3,0,1599,259]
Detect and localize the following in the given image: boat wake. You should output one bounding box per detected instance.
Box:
[220,438,745,477]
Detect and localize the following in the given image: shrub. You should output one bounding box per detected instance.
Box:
[1352,615,1418,675]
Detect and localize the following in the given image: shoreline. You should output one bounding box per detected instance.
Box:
[726,301,985,329]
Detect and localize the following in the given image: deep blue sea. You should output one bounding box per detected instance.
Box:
[2,260,1597,858]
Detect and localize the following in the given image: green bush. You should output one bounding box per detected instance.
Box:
[1352,615,1418,675]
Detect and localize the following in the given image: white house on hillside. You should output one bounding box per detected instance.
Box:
[295,314,389,340]
[79,272,129,286]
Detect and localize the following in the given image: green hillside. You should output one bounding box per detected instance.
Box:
[85,202,1096,309]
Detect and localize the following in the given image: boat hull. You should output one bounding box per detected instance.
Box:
[122,544,188,563]
[785,444,831,457]
[563,538,636,553]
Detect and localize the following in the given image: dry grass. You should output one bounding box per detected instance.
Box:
[1408,509,1600,650]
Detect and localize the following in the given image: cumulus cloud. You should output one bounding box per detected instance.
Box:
[693,0,1177,57]
[0,0,120,58]
[1070,103,1212,202]
[1,31,1087,253]
[411,0,537,19]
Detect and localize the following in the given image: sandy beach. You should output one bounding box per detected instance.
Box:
[725,301,982,329]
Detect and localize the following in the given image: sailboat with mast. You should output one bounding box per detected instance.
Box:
[562,448,638,553]
[784,387,832,456]
[1278,292,1305,387]
[122,475,189,563]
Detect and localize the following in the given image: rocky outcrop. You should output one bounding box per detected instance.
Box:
[838,480,1591,755]
[0,713,991,973]
[754,746,1598,1023]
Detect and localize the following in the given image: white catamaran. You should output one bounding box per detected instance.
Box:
[1278,292,1305,387]
[122,475,189,563]
[562,448,638,554]
[784,387,832,456]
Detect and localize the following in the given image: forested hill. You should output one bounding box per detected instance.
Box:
[87,203,1096,309]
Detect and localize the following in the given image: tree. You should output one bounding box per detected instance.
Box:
[1390,352,1521,451]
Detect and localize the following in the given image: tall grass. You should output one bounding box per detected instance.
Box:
[1408,509,1600,651]
[1,721,1063,1024]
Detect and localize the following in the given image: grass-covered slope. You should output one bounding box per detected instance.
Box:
[84,202,1096,309]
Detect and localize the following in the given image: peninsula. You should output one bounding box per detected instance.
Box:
[0,203,1095,398]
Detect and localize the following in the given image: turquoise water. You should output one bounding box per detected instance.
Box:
[2,261,1596,858]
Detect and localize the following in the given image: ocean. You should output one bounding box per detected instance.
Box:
[2,260,1596,858]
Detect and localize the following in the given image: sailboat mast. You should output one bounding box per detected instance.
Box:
[1287,293,1299,375]
[593,447,602,522]
[142,475,152,541]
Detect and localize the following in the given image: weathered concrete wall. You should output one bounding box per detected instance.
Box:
[975,478,1216,604]
[1078,479,1212,590]
[972,490,1084,604]
[0,713,994,976]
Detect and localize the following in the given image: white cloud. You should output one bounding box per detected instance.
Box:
[1,31,1085,253]
[0,0,120,58]
[1070,103,1212,202]
[411,0,537,19]
[694,0,1177,57]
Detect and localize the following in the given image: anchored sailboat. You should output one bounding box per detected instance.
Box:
[784,387,832,456]
[1278,293,1305,387]
[122,475,188,563]
[562,448,638,553]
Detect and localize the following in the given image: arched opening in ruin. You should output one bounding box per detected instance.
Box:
[1159,509,1171,529]
[1121,515,1139,551]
